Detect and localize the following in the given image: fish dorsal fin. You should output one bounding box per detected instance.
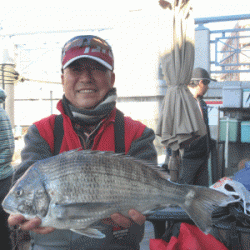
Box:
[79,150,156,166]
[79,149,170,177]
[63,149,170,180]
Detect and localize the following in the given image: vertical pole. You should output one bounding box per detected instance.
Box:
[221,32,226,74]
[217,107,222,178]
[225,116,229,169]
[1,64,4,109]
[4,65,15,127]
[194,25,210,71]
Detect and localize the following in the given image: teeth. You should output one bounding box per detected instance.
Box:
[79,90,95,93]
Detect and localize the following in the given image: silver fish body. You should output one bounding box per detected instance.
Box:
[2,150,233,238]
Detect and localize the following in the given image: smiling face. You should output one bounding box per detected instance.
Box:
[61,58,115,109]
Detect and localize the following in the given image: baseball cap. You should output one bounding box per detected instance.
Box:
[191,67,217,82]
[61,35,114,70]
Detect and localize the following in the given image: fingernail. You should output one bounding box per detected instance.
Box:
[129,209,136,218]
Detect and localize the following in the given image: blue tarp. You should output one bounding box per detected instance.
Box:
[233,161,250,191]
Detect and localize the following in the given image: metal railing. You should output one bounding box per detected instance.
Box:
[195,14,250,76]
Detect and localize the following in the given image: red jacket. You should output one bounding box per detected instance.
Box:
[34,100,146,154]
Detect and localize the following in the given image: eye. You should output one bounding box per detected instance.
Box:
[16,189,24,197]
[91,64,107,72]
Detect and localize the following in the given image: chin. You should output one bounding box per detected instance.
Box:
[76,103,96,110]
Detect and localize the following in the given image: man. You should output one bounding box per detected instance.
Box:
[178,67,215,187]
[8,35,157,249]
[0,89,15,250]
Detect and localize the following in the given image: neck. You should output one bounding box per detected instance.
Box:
[62,88,117,125]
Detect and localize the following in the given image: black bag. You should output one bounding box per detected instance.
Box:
[211,204,250,250]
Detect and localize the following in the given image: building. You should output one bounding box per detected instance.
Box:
[220,19,250,81]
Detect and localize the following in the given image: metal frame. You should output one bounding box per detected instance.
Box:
[195,14,250,75]
[211,30,250,74]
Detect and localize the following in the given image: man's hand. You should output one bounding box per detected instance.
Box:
[103,209,146,228]
[8,214,54,234]
[8,209,146,235]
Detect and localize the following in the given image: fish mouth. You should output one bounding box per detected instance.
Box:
[2,204,17,214]
[2,197,18,214]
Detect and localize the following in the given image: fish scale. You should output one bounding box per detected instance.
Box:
[40,152,162,204]
[2,149,235,238]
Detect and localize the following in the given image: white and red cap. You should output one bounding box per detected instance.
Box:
[61,35,114,70]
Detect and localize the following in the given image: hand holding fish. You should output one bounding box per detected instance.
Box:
[8,209,145,235]
[105,209,146,227]
[8,214,55,234]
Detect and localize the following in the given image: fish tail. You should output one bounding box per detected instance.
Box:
[179,185,233,234]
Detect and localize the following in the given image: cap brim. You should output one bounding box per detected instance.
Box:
[191,77,217,82]
[63,55,113,70]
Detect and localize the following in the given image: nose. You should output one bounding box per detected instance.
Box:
[78,68,93,83]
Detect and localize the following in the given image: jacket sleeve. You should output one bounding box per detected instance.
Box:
[127,127,158,165]
[13,124,53,183]
[0,108,15,179]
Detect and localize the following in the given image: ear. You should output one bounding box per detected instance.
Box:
[110,72,115,87]
[61,73,65,88]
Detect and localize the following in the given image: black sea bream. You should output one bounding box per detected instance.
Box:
[2,150,233,238]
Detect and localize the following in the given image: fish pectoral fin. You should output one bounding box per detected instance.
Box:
[144,205,168,215]
[70,227,106,239]
[54,202,116,219]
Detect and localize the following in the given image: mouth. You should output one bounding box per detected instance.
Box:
[77,89,97,94]
[2,201,16,214]
[2,207,14,214]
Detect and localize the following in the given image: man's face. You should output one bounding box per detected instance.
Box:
[61,59,115,109]
[197,81,209,98]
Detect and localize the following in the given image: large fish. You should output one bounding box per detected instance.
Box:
[2,149,233,238]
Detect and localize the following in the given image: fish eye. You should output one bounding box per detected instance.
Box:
[16,189,23,197]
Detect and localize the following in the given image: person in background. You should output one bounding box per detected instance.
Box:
[177,67,215,187]
[0,89,15,250]
[237,158,250,172]
[7,35,157,250]
[161,147,171,172]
